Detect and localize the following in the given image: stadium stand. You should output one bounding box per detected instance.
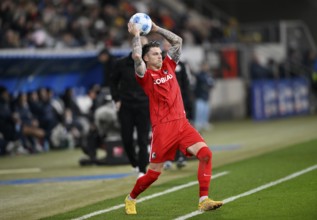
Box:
[0,0,316,158]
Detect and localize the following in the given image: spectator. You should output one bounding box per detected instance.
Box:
[267,58,280,79]
[249,53,270,80]
[288,49,304,78]
[194,62,215,132]
[78,84,117,165]
[0,0,232,49]
[61,87,82,118]
[110,37,150,177]
[76,84,100,119]
[1,29,21,48]
[223,17,240,43]
[37,87,61,150]
[303,50,317,113]
[27,90,42,120]
[0,86,23,155]
[13,92,46,153]
[50,108,78,150]
[98,48,116,88]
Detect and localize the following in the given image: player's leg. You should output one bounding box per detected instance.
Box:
[135,106,150,175]
[125,162,163,214]
[179,120,222,211]
[125,121,178,214]
[187,142,212,196]
[119,106,137,169]
[187,142,223,211]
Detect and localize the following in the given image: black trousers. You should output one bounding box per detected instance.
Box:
[119,103,150,173]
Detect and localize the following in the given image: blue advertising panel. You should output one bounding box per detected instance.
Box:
[251,80,264,120]
[292,78,309,114]
[0,54,102,95]
[251,80,278,120]
[251,78,309,120]
[262,80,279,119]
[277,79,294,117]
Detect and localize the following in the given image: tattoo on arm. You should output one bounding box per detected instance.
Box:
[134,59,146,77]
[132,36,146,77]
[156,27,182,62]
[132,36,142,56]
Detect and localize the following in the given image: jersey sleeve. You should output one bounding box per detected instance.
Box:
[135,70,149,87]
[166,54,177,72]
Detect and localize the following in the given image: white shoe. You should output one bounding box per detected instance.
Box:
[163,161,173,170]
[16,145,29,155]
[132,167,139,173]
[137,172,145,179]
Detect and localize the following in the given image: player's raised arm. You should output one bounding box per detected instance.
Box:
[128,22,147,78]
[151,22,182,63]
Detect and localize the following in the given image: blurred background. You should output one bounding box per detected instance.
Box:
[0,0,317,158]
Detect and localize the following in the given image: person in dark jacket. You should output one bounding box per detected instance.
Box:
[0,86,21,155]
[98,48,116,88]
[110,37,150,177]
[194,62,215,131]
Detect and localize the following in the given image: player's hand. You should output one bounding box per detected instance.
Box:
[127,22,140,36]
[151,21,159,32]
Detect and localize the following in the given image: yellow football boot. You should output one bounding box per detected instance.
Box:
[125,195,137,214]
[198,198,223,211]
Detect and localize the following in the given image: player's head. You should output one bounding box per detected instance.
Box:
[142,41,162,69]
[98,48,111,63]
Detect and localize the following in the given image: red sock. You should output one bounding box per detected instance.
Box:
[196,147,212,197]
[130,169,161,199]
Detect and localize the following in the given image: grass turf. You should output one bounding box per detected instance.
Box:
[1,115,317,219]
[44,139,317,220]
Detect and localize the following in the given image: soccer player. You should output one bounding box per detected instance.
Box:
[124,21,223,214]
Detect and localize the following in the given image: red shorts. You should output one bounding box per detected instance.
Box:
[149,118,205,163]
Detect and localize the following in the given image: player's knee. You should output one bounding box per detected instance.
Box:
[197,147,212,162]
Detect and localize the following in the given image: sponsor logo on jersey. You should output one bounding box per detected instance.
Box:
[163,69,168,74]
[154,73,173,85]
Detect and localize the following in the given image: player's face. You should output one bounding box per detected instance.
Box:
[145,47,162,70]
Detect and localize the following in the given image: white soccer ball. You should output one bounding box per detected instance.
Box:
[129,13,152,36]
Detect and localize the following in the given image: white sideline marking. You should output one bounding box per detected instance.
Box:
[174,164,317,220]
[0,168,41,175]
[72,171,229,220]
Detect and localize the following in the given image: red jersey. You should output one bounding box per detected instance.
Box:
[136,55,186,126]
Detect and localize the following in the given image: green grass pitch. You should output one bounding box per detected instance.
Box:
[0,115,316,220]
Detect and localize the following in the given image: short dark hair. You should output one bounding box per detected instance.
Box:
[98,48,110,57]
[142,41,160,59]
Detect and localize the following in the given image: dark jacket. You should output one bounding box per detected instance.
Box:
[0,96,19,141]
[175,61,194,119]
[195,71,214,101]
[110,53,148,106]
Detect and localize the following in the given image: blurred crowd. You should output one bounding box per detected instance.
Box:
[0,58,216,157]
[0,84,119,156]
[249,49,317,86]
[1,0,317,158]
[0,0,240,49]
